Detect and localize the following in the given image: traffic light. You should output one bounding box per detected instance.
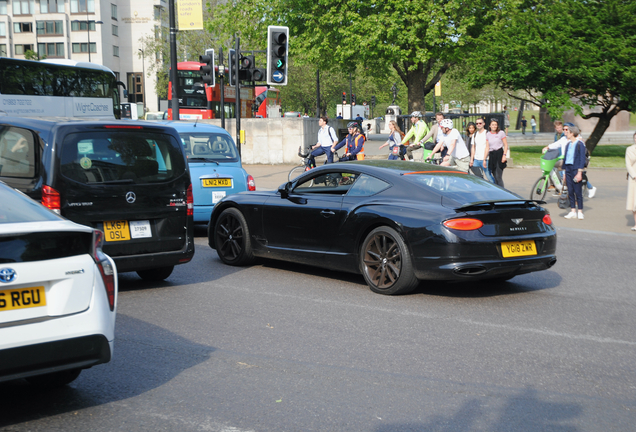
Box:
[228,49,237,86]
[267,25,289,86]
[239,55,253,81]
[198,49,215,86]
[352,94,356,104]
[371,95,376,107]
[342,92,346,103]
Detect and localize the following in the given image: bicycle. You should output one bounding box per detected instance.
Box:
[530,151,565,201]
[288,146,341,182]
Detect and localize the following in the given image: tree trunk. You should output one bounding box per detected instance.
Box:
[585,114,614,154]
[406,65,425,114]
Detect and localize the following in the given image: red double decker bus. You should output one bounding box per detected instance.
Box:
[254,86,282,118]
[167,61,255,120]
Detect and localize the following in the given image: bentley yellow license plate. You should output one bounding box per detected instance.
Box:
[104,220,131,242]
[202,178,232,188]
[0,286,46,312]
[501,240,537,258]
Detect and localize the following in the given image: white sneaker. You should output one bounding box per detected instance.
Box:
[564,212,577,219]
[578,212,584,220]
[588,186,597,198]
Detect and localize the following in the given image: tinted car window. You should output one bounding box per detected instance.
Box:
[346,174,390,197]
[406,172,519,203]
[0,126,36,178]
[0,184,60,223]
[295,171,359,194]
[180,133,238,161]
[59,131,185,184]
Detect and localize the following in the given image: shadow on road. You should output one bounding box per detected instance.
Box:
[0,314,215,428]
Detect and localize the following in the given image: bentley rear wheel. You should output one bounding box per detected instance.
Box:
[214,208,255,266]
[360,226,419,295]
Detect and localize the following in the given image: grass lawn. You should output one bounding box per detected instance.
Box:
[511,145,629,168]
[509,110,541,131]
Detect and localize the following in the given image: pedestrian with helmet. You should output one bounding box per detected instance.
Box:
[332,121,365,161]
[426,119,470,171]
[402,111,430,161]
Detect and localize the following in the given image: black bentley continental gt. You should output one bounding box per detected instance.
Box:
[208,160,557,295]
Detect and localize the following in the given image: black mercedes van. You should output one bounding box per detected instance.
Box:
[0,117,194,280]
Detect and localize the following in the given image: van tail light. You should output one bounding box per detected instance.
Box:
[91,230,116,311]
[543,214,553,225]
[443,218,484,231]
[186,184,193,216]
[247,174,256,191]
[42,185,61,214]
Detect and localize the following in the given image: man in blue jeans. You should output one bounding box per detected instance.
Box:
[308,116,339,167]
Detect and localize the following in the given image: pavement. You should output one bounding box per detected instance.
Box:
[244,132,636,236]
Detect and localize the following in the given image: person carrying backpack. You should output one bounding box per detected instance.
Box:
[308,116,339,167]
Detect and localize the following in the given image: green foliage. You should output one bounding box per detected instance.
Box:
[466,0,636,151]
[24,50,43,61]
[512,145,629,168]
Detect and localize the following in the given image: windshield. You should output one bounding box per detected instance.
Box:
[405,172,520,204]
[179,133,239,162]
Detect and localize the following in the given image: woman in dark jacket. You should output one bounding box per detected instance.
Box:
[562,125,587,220]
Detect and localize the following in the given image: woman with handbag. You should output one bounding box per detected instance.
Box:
[626,132,636,230]
[379,120,404,160]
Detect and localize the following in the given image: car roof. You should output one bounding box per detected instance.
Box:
[335,160,465,177]
[154,120,231,136]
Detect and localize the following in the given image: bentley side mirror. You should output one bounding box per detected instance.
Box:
[278,182,292,199]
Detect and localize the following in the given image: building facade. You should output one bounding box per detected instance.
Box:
[0,0,166,113]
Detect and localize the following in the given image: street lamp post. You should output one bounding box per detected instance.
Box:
[73,12,103,62]
[139,49,146,110]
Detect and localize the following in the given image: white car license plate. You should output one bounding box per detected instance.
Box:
[212,191,226,204]
[130,220,152,239]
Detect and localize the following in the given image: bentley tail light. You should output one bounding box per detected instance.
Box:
[42,185,61,214]
[186,184,193,216]
[92,230,116,311]
[543,214,553,225]
[247,175,256,191]
[443,218,484,231]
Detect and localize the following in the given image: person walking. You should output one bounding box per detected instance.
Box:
[626,132,636,231]
[503,105,511,135]
[426,119,470,172]
[485,119,508,187]
[562,125,587,220]
[308,116,339,167]
[378,120,404,160]
[521,116,527,135]
[402,111,430,161]
[470,118,494,182]
[465,121,476,157]
[531,115,537,134]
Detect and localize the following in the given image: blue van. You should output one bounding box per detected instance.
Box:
[158,121,255,224]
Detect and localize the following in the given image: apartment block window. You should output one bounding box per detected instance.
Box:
[71,21,95,31]
[0,44,6,56]
[14,22,33,33]
[70,0,95,13]
[36,20,63,35]
[14,0,33,15]
[113,45,119,57]
[37,42,64,57]
[15,44,34,55]
[112,24,118,36]
[40,0,65,13]
[72,42,96,53]
[0,1,7,15]
[111,4,117,20]
[0,22,5,37]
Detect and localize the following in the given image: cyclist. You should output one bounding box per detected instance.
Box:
[308,116,339,168]
[426,119,470,171]
[332,122,365,161]
[402,111,430,161]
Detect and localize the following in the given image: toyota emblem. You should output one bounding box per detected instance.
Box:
[0,268,17,283]
[126,192,136,204]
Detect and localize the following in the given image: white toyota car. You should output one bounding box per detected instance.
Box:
[0,182,118,386]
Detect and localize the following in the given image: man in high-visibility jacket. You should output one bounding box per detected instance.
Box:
[401,111,430,161]
[332,122,365,161]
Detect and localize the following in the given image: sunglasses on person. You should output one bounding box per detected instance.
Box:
[476,121,484,125]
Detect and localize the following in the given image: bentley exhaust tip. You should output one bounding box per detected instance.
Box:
[453,265,488,276]
[547,257,557,268]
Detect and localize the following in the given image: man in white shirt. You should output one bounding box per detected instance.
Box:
[426,119,470,171]
[308,116,339,166]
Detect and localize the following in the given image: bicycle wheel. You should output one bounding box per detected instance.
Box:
[288,165,308,181]
[530,176,549,201]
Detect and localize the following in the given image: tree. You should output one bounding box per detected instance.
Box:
[466,0,636,153]
[205,0,495,113]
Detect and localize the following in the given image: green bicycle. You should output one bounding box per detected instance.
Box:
[530,152,565,201]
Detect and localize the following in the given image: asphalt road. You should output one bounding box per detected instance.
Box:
[1,226,635,431]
